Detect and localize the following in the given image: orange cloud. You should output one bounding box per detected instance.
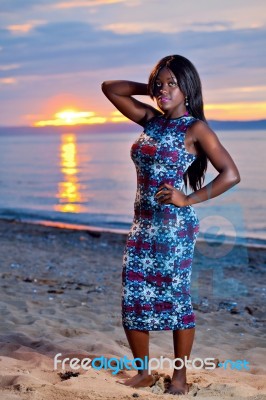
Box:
[7,21,46,34]
[0,78,16,85]
[110,110,128,122]
[8,24,34,34]
[205,102,266,120]
[54,0,125,9]
[102,22,177,34]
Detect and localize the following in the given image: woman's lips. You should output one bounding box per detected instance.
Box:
[159,96,170,103]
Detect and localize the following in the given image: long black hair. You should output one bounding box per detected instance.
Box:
[147,55,208,192]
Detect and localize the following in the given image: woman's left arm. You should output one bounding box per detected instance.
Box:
[155,121,241,207]
[185,121,241,205]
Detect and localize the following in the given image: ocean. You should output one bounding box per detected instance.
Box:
[0,128,265,247]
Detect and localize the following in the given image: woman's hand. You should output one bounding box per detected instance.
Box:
[155,183,189,207]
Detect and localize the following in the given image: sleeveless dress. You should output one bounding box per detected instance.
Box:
[122,114,200,331]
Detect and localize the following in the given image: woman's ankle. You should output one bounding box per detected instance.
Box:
[138,369,150,377]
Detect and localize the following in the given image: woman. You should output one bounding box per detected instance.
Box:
[102,55,240,395]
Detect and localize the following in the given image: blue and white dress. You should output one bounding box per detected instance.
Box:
[122,114,200,331]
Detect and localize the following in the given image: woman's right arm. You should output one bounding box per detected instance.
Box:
[101,80,160,127]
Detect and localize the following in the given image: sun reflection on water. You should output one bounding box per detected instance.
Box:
[55,133,89,213]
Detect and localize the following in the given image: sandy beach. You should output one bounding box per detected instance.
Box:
[0,218,265,400]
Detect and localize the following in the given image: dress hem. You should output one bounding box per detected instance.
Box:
[122,323,196,331]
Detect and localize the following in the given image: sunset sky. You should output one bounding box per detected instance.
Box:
[0,0,266,126]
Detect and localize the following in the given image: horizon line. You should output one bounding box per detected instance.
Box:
[0,118,266,129]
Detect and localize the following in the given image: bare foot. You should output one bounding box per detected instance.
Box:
[164,381,189,395]
[116,373,157,388]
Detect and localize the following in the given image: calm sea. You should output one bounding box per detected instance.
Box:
[0,128,265,247]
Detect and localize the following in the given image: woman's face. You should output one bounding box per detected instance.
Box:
[153,67,186,117]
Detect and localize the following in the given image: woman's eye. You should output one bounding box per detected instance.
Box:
[154,81,177,88]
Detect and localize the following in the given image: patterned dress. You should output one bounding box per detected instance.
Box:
[122,114,200,331]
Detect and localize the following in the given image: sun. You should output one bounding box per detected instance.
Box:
[55,110,94,124]
[35,109,107,127]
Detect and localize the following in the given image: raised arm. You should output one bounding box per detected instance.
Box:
[101,80,160,127]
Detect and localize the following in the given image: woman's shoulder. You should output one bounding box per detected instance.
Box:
[186,117,204,130]
[187,118,220,144]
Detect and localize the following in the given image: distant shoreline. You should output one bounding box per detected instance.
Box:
[0,119,266,134]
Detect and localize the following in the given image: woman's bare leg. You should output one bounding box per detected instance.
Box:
[117,328,154,387]
[165,327,195,395]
